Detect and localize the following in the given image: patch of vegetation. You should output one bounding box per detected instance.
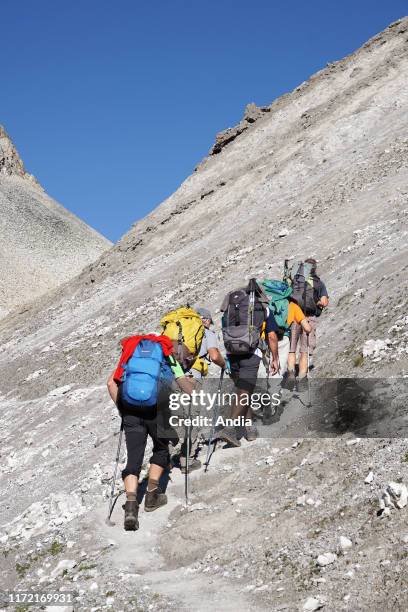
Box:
[353,354,364,367]
[15,606,29,612]
[101,545,113,554]
[396,549,408,560]
[105,590,115,597]
[49,540,64,556]
[402,452,408,463]
[282,501,293,511]
[151,592,161,601]
[78,562,97,571]
[15,562,30,578]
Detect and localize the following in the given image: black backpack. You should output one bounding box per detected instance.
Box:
[221,278,267,355]
[284,260,322,316]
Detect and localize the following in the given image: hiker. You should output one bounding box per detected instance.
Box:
[286,258,329,383]
[107,333,194,531]
[259,279,312,380]
[179,307,226,473]
[270,300,312,381]
[215,278,280,446]
[190,307,226,379]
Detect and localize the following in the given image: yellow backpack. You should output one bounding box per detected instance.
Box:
[191,354,209,377]
[160,307,205,372]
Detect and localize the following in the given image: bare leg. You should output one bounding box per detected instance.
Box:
[147,463,164,490]
[231,388,250,419]
[287,352,296,372]
[298,352,308,378]
[124,474,138,498]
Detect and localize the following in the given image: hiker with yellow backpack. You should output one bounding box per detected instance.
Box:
[182,307,226,472]
[186,307,226,381]
[160,306,225,474]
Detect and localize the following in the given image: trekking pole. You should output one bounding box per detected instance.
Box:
[265,349,278,422]
[184,399,192,506]
[261,351,270,424]
[204,368,225,472]
[307,335,312,408]
[105,420,124,526]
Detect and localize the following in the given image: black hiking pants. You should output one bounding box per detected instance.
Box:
[117,389,176,479]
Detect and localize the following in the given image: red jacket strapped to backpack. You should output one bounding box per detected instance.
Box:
[113,334,174,383]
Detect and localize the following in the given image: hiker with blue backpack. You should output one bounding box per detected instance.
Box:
[107,334,194,531]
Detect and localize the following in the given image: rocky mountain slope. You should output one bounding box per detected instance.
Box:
[0,126,111,319]
[1,17,408,612]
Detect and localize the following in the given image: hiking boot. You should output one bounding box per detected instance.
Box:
[285,370,297,391]
[213,426,241,447]
[144,488,168,512]
[180,458,202,474]
[297,376,309,393]
[245,424,258,442]
[123,500,139,531]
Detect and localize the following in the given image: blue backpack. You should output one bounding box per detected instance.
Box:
[121,339,173,407]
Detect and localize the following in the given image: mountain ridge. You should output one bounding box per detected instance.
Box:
[0,127,112,319]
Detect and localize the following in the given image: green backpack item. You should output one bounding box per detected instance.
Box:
[259,279,292,335]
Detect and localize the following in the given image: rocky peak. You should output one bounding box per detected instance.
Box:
[0,125,27,178]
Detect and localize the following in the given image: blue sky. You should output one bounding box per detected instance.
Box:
[2,1,406,242]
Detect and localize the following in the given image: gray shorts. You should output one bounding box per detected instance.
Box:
[289,316,317,355]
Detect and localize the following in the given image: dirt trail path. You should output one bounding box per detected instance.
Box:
[93,441,267,611]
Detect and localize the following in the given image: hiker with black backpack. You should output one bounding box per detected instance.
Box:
[214,278,280,446]
[285,258,329,386]
[107,334,194,531]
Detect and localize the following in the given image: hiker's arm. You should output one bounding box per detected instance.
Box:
[107,372,118,404]
[267,331,280,375]
[317,295,329,308]
[300,318,312,334]
[175,376,196,395]
[208,347,226,369]
[169,357,196,395]
[316,282,329,309]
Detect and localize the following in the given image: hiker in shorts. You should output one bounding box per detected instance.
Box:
[271,301,312,380]
[179,307,226,473]
[215,282,280,447]
[287,258,329,385]
[107,334,194,531]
